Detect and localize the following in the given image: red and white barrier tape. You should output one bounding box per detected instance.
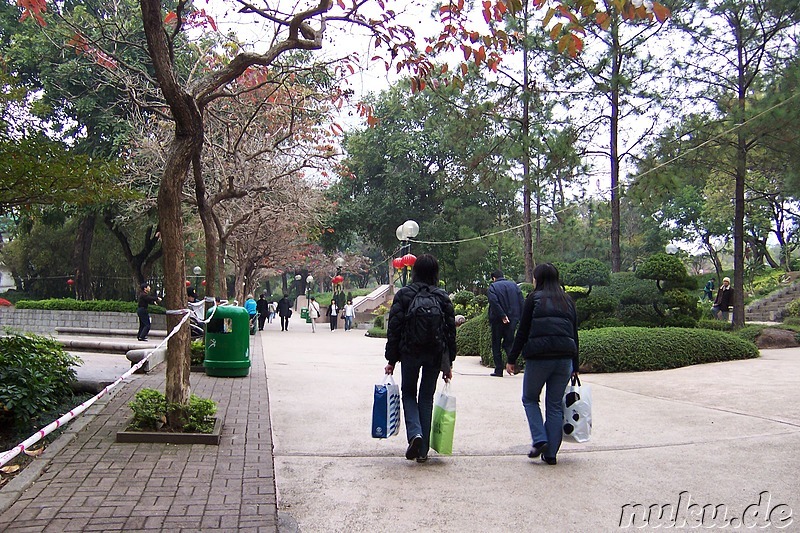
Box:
[0,309,197,468]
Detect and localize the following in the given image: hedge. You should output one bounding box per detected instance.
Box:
[15,298,166,314]
[460,321,759,373]
[455,309,491,358]
[578,327,758,373]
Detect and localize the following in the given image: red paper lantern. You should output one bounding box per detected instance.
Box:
[332,275,344,284]
[66,278,75,286]
[201,280,206,286]
[185,280,191,287]
[402,254,417,267]
[392,257,404,269]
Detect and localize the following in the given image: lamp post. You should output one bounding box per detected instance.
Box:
[306,274,314,306]
[294,274,301,310]
[665,243,678,254]
[332,257,345,308]
[395,220,419,286]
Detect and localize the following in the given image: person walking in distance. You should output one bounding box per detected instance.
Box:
[507,263,579,466]
[136,283,161,341]
[256,294,269,331]
[326,299,339,331]
[343,299,355,331]
[308,296,321,333]
[487,269,524,377]
[384,254,457,463]
[712,276,733,321]
[277,294,292,331]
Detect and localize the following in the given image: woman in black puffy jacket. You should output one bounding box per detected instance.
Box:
[507,263,579,466]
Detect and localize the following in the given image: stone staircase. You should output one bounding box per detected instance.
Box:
[745,281,800,322]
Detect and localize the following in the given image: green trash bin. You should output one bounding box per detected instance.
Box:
[300,307,309,319]
[204,306,251,377]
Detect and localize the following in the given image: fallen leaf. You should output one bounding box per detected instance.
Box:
[24,447,44,457]
[1,465,20,474]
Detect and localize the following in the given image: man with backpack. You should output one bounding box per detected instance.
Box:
[487,269,525,377]
[385,254,457,463]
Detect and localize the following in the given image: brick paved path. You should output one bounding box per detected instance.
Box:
[0,338,277,532]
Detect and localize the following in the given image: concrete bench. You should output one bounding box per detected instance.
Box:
[126,347,167,374]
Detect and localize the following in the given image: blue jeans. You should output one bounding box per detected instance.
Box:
[491,320,517,373]
[344,316,353,330]
[521,358,573,458]
[400,358,440,457]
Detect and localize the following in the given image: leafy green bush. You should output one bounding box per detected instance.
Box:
[518,283,534,296]
[473,294,488,308]
[366,327,387,338]
[696,318,733,331]
[786,299,800,318]
[128,388,218,433]
[579,327,758,373]
[15,298,166,314]
[580,317,624,330]
[451,291,475,307]
[575,293,618,324]
[0,334,81,430]
[373,314,385,329]
[456,310,492,362]
[563,258,611,291]
[128,388,167,431]
[190,339,205,366]
[782,316,800,326]
[182,395,217,433]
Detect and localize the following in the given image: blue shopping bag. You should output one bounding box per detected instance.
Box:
[372,375,400,438]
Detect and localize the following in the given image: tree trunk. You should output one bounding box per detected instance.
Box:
[71,213,96,300]
[193,152,218,301]
[521,6,534,283]
[141,0,202,426]
[609,20,622,273]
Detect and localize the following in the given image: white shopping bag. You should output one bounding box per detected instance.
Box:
[372,375,400,438]
[562,376,591,443]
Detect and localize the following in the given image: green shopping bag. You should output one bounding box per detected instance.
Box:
[430,381,456,455]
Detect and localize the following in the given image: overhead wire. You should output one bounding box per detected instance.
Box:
[403,89,800,247]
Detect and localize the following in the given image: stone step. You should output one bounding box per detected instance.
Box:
[56,326,168,338]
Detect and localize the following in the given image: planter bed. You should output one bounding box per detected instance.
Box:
[116,417,222,445]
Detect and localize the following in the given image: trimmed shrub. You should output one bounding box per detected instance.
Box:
[366,327,387,338]
[451,291,475,307]
[0,334,81,430]
[578,327,758,373]
[456,310,491,359]
[696,319,733,331]
[786,299,800,318]
[16,298,166,314]
[190,340,205,366]
[518,283,534,297]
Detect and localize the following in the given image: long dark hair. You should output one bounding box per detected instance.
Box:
[533,263,572,311]
[411,254,439,286]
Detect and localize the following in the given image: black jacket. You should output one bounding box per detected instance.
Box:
[714,286,732,311]
[509,291,579,373]
[384,282,457,368]
[487,277,524,325]
[277,297,292,317]
[256,298,270,315]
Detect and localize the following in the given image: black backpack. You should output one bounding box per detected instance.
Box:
[404,285,445,353]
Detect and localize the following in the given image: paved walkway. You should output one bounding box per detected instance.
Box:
[0,333,277,532]
[2,317,800,531]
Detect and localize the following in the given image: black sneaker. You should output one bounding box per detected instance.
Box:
[541,455,557,465]
[528,442,548,458]
[405,435,422,460]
